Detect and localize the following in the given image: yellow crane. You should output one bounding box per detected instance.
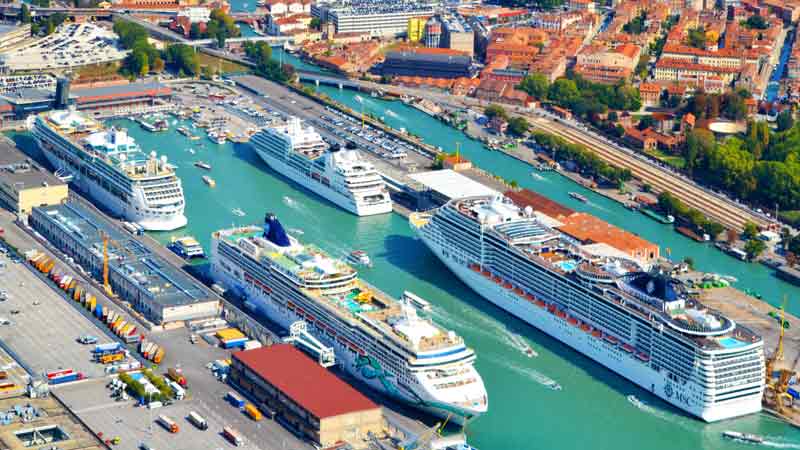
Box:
[775,295,788,362]
[98,231,135,297]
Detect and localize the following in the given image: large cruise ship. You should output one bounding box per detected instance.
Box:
[211,214,487,423]
[410,196,764,422]
[250,117,392,216]
[29,109,186,231]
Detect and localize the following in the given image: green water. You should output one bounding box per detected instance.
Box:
[11,65,800,448]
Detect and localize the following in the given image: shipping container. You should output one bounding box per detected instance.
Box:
[88,297,96,311]
[223,427,243,447]
[244,404,262,421]
[120,324,133,337]
[243,340,262,350]
[216,328,245,341]
[227,391,245,408]
[99,352,125,364]
[102,306,109,321]
[789,388,799,400]
[0,382,18,393]
[0,370,8,380]
[112,317,123,330]
[46,369,75,380]
[221,337,248,349]
[153,347,164,364]
[157,415,179,433]
[49,372,83,385]
[106,311,117,325]
[114,321,127,335]
[67,279,77,292]
[59,276,72,289]
[72,286,83,301]
[187,411,208,430]
[167,368,187,387]
[124,332,141,344]
[94,342,122,354]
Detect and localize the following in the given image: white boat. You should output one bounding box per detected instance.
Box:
[507,331,537,357]
[168,236,205,259]
[722,431,765,444]
[29,108,187,231]
[250,117,392,216]
[194,161,212,170]
[232,208,246,217]
[202,175,216,187]
[402,291,431,311]
[349,250,371,266]
[409,196,765,422]
[210,216,487,424]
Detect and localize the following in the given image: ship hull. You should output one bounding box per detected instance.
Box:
[417,232,762,422]
[211,259,481,424]
[253,147,392,217]
[33,129,187,231]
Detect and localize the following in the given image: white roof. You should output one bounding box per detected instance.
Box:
[408,170,498,200]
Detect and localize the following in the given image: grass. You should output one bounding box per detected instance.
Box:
[644,147,686,169]
[195,53,250,75]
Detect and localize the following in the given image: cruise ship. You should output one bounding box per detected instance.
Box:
[250,117,392,216]
[211,214,487,423]
[410,196,764,422]
[29,109,187,231]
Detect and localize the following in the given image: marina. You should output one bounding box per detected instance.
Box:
[7,74,800,449]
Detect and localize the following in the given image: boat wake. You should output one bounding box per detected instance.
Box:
[504,329,538,357]
[232,208,246,217]
[586,201,609,213]
[627,395,695,431]
[354,95,364,104]
[282,195,312,215]
[287,228,304,235]
[496,358,561,391]
[529,172,549,182]
[385,109,402,120]
[762,438,800,449]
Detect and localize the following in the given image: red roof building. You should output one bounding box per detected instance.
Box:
[230,345,384,447]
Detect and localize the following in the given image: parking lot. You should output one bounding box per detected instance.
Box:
[0,252,117,379]
[0,23,127,71]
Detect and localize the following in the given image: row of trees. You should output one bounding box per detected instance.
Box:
[244,41,296,83]
[686,90,749,121]
[189,9,240,48]
[517,72,642,120]
[20,5,66,36]
[532,131,632,185]
[657,191,725,239]
[115,21,201,76]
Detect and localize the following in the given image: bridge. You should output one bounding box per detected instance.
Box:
[189,35,291,47]
[296,71,362,89]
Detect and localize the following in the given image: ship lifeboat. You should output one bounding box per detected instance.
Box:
[556,310,568,319]
[503,282,513,289]
[535,299,546,308]
[603,334,619,345]
[547,304,557,314]
[580,323,592,332]
[591,330,602,338]
[621,344,635,353]
[482,269,491,277]
[470,264,481,273]
[636,352,651,362]
[514,287,525,296]
[493,276,502,284]
[567,317,579,327]
[526,294,535,302]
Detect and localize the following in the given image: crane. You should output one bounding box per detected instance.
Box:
[98,230,135,297]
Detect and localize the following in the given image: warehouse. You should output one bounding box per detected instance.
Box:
[29,202,220,325]
[0,139,67,215]
[381,50,473,78]
[231,345,384,449]
[408,169,498,208]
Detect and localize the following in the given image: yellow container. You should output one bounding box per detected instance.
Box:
[244,404,262,421]
[73,286,83,301]
[216,328,245,341]
[100,352,124,364]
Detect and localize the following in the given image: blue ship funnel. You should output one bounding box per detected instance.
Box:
[263,213,291,247]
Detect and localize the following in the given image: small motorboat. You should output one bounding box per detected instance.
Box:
[232,208,246,217]
[349,250,371,266]
[569,192,588,203]
[722,431,764,444]
[202,175,216,187]
[194,161,212,170]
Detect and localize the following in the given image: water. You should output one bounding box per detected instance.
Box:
[10,69,800,449]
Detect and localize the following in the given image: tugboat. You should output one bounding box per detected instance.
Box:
[569,192,588,203]
[722,431,764,444]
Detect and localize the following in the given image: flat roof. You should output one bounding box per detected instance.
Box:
[233,344,379,419]
[33,202,212,309]
[505,189,574,219]
[409,169,498,200]
[557,212,659,257]
[72,82,171,103]
[0,138,64,192]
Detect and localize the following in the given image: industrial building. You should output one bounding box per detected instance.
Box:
[29,202,220,325]
[231,345,384,449]
[407,16,427,42]
[408,169,498,208]
[423,16,443,48]
[313,2,435,36]
[381,50,473,78]
[0,139,67,215]
[441,16,475,56]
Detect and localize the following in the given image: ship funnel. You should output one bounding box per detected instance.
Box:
[263,213,291,247]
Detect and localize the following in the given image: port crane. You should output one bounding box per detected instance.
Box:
[98,230,135,297]
[764,296,796,414]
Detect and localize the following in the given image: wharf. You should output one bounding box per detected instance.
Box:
[699,286,799,372]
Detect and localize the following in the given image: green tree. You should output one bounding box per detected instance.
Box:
[310,17,321,30]
[687,27,706,49]
[742,221,759,240]
[548,78,580,106]
[744,15,768,29]
[637,115,655,130]
[508,116,529,136]
[20,4,30,23]
[744,238,766,260]
[189,22,202,40]
[684,128,715,174]
[30,22,40,36]
[777,110,794,132]
[484,104,507,120]
[517,73,549,100]
[702,221,725,240]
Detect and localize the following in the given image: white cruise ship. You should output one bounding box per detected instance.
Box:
[250,117,392,216]
[211,214,487,424]
[29,109,186,231]
[411,196,764,422]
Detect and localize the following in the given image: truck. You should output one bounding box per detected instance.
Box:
[187,411,208,430]
[222,427,243,447]
[244,404,262,421]
[153,347,165,364]
[78,335,98,345]
[167,368,187,387]
[157,415,179,433]
[227,391,245,409]
[48,371,84,385]
[94,342,123,354]
[124,330,141,344]
[168,380,185,400]
[99,352,125,364]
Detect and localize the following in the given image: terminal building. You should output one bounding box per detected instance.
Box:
[0,139,67,215]
[29,202,220,325]
[381,50,473,78]
[231,345,384,448]
[313,2,435,36]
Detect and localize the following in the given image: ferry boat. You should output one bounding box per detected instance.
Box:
[209,130,227,145]
[177,126,191,137]
[410,196,765,422]
[250,117,392,216]
[349,250,371,266]
[202,175,216,187]
[722,431,765,444]
[168,236,205,259]
[568,192,588,203]
[194,161,212,170]
[211,215,487,424]
[29,108,187,231]
[642,208,675,224]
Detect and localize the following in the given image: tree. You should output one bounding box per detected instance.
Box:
[637,115,655,130]
[20,4,30,23]
[548,78,580,106]
[507,117,529,136]
[702,221,725,240]
[777,110,794,132]
[129,49,149,77]
[484,104,507,120]
[151,56,165,73]
[30,22,40,36]
[607,111,618,122]
[744,15,768,29]
[189,22,202,40]
[742,221,759,240]
[687,27,706,49]
[744,238,766,260]
[684,128,715,174]
[683,256,695,269]
[517,73,549,100]
[310,17,321,30]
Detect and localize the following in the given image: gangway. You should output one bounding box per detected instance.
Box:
[283,321,335,367]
